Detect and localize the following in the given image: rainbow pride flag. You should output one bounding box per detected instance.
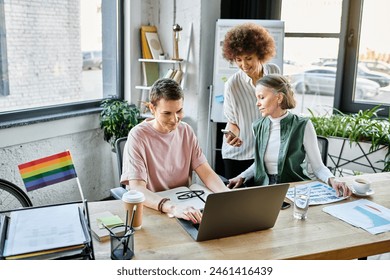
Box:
[18,151,77,192]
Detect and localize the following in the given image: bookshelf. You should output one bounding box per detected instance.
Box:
[136,58,186,90]
[136,23,191,113]
[136,58,187,114]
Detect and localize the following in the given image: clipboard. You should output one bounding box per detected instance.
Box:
[0,200,94,260]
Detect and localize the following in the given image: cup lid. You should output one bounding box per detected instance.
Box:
[122,190,145,203]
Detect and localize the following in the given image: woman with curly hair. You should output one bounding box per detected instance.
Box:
[221,22,280,181]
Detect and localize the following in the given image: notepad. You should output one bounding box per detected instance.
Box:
[157,184,212,210]
[97,215,123,229]
[90,211,124,242]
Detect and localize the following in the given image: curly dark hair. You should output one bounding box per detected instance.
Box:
[222,23,276,63]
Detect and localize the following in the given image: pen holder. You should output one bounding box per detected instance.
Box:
[109,225,134,260]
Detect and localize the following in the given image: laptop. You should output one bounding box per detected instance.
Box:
[176,183,289,241]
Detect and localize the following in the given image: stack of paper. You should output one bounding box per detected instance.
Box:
[2,204,90,259]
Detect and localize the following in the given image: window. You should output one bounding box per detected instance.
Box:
[0,0,123,125]
[340,0,390,115]
[281,0,390,116]
[281,0,343,116]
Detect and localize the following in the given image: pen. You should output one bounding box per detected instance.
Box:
[124,209,129,231]
[123,210,129,257]
[102,224,121,241]
[124,206,136,257]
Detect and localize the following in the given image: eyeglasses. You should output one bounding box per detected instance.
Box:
[176,190,205,200]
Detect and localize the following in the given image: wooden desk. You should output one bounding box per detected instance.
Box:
[90,172,390,260]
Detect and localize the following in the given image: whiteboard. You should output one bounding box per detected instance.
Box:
[210,19,285,123]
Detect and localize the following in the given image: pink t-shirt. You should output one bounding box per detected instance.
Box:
[120,119,207,192]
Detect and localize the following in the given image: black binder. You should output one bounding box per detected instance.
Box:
[0,200,94,260]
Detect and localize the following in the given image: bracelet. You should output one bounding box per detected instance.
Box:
[158,198,171,213]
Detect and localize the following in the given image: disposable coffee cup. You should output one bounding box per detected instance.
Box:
[122,190,145,230]
[352,178,370,194]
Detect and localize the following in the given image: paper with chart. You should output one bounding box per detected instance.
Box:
[286,181,346,205]
[323,199,390,234]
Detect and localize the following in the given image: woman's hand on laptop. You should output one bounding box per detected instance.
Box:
[166,204,202,224]
[227,176,244,189]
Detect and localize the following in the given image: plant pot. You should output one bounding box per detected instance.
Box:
[327,136,388,174]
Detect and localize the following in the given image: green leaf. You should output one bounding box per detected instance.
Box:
[99,97,140,148]
[309,105,390,171]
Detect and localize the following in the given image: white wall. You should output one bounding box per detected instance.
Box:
[0,114,115,206]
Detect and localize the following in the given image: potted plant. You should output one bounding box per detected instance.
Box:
[308,105,390,173]
[100,97,140,149]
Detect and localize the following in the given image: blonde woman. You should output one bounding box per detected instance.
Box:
[228,74,351,197]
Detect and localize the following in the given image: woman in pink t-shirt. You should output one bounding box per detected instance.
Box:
[121,78,229,223]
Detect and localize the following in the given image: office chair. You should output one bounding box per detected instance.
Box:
[294,136,329,183]
[316,135,329,166]
[0,178,33,211]
[110,137,128,200]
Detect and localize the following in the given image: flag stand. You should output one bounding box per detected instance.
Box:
[75,177,87,217]
[75,177,85,203]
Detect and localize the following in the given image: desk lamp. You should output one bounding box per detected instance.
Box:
[172,23,183,61]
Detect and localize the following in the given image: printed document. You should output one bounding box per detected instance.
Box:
[3,204,87,257]
[323,199,390,234]
[286,181,346,205]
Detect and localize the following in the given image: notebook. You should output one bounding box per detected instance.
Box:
[176,183,289,241]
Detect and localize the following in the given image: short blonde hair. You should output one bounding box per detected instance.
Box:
[256,74,296,109]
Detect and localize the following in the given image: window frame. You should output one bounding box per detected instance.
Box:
[281,1,343,116]
[0,0,9,98]
[336,0,389,116]
[279,0,389,116]
[0,0,125,128]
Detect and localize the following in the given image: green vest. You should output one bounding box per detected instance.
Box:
[253,113,311,185]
